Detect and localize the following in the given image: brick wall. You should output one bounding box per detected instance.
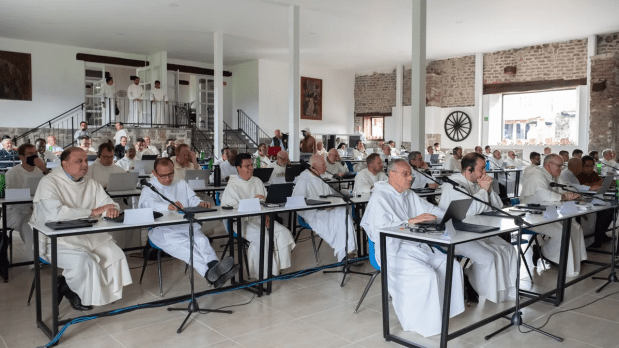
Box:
[483,39,587,84]
[588,53,619,152]
[597,32,619,56]
[353,71,397,115]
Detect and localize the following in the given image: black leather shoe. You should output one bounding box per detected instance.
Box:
[61,284,94,311]
[463,274,479,303]
[206,256,239,289]
[57,276,66,304]
[532,244,541,267]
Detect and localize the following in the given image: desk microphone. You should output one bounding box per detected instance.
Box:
[549,182,569,189]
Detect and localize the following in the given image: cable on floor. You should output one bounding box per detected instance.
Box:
[37,255,369,348]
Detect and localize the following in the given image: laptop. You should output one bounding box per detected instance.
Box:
[264,183,295,206]
[45,220,94,230]
[268,146,281,156]
[181,206,218,213]
[107,172,139,192]
[285,164,306,182]
[25,176,43,196]
[430,154,439,164]
[141,155,157,160]
[87,155,98,162]
[253,167,274,183]
[414,199,500,233]
[305,198,331,205]
[185,169,211,186]
[299,152,313,163]
[346,148,354,158]
[134,160,155,175]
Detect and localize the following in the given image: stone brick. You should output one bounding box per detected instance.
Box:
[588,53,619,152]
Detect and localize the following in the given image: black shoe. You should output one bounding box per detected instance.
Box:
[463,274,479,303]
[61,283,94,311]
[57,275,67,304]
[206,256,239,289]
[532,244,541,267]
[597,234,613,244]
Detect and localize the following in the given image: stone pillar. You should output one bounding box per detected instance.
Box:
[588,53,619,152]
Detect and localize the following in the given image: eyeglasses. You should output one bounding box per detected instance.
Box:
[155,171,174,179]
[100,155,114,160]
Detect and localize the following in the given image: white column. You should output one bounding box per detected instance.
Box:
[288,5,300,161]
[475,52,483,146]
[395,65,404,149]
[411,0,427,152]
[585,35,597,151]
[214,31,224,157]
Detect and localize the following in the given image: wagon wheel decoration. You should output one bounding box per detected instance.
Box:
[444,111,471,142]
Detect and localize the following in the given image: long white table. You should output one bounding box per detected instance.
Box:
[379,201,616,348]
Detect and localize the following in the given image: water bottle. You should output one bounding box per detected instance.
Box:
[256,156,261,168]
[200,150,205,161]
[485,159,490,171]
[597,163,602,175]
[208,158,213,170]
[0,174,4,198]
[214,165,221,187]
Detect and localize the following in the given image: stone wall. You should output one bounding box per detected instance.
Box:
[588,53,619,152]
[483,38,587,84]
[2,126,192,153]
[597,32,619,56]
[353,71,397,115]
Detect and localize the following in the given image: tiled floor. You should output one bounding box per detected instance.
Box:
[1,231,619,348]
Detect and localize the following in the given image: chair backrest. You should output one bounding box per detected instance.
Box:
[297,215,311,229]
[368,238,380,271]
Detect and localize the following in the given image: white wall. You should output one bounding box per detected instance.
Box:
[257,59,356,137]
[0,37,145,128]
[231,60,260,129]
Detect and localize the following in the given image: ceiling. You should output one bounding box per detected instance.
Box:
[1,0,618,71]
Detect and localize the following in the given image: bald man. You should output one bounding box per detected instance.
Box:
[266,150,290,181]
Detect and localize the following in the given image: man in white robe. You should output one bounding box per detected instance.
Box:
[116,147,137,171]
[31,147,132,309]
[135,138,157,160]
[214,148,229,166]
[408,151,439,189]
[520,154,587,277]
[353,153,386,193]
[6,144,46,261]
[254,143,271,168]
[352,140,368,172]
[326,149,348,177]
[505,151,525,169]
[101,77,116,123]
[316,142,327,157]
[559,158,596,237]
[443,147,463,171]
[439,153,518,303]
[127,77,144,125]
[169,143,199,181]
[220,153,295,278]
[219,149,239,182]
[139,158,238,287]
[292,155,357,260]
[379,144,394,163]
[144,136,160,156]
[266,150,289,181]
[113,122,130,146]
[35,138,59,163]
[600,149,619,175]
[360,158,464,337]
[150,80,168,124]
[488,150,513,201]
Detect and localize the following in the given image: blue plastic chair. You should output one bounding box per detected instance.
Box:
[27,257,50,305]
[220,221,250,278]
[353,238,380,314]
[431,245,472,306]
[345,161,355,173]
[140,238,166,297]
[296,216,322,265]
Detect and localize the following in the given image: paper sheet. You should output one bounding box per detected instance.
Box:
[123,208,155,224]
[238,198,262,213]
[543,206,559,219]
[285,196,307,208]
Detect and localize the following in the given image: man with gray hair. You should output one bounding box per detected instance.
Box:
[379,143,394,162]
[354,153,386,193]
[600,149,618,175]
[292,154,357,260]
[408,151,439,189]
[361,158,464,337]
[520,153,586,277]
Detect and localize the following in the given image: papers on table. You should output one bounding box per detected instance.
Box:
[123,208,155,224]
[5,188,31,201]
[238,198,262,213]
[285,196,307,209]
[543,206,559,219]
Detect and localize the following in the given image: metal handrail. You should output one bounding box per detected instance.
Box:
[237,109,271,146]
[224,122,250,153]
[13,103,85,143]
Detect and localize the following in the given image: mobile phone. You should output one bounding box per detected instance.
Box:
[222,205,233,210]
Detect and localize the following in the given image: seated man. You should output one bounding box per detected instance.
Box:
[292,154,357,260]
[116,146,137,171]
[35,138,59,163]
[326,149,348,177]
[379,143,394,163]
[87,142,127,189]
[0,136,18,160]
[360,158,464,337]
[135,137,157,160]
[31,147,132,310]
[488,149,510,201]
[352,140,369,172]
[78,136,97,155]
[439,153,517,303]
[221,153,295,278]
[143,136,160,156]
[46,135,63,155]
[6,144,47,261]
[170,143,199,180]
[577,156,613,247]
[354,153,386,193]
[219,149,238,182]
[474,146,483,154]
[266,150,289,181]
[408,151,439,189]
[337,143,348,158]
[316,141,327,157]
[114,136,127,160]
[523,151,541,180]
[443,147,463,171]
[161,139,176,158]
[600,149,618,176]
[388,140,400,156]
[139,158,238,288]
[253,143,271,168]
[214,147,230,166]
[520,154,587,277]
[505,150,524,168]
[559,158,597,240]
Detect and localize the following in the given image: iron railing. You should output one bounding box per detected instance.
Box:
[237,109,271,146]
[224,122,251,154]
[100,98,193,128]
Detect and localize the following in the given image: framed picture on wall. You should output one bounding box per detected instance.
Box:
[301,76,322,120]
[0,50,32,101]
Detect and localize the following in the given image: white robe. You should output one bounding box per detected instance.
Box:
[558,169,596,237]
[115,157,135,171]
[38,150,59,163]
[87,159,128,189]
[600,159,619,176]
[505,157,525,169]
[114,129,130,146]
[5,165,44,261]
[266,161,286,182]
[326,160,347,175]
[135,148,157,160]
[520,167,587,277]
[170,156,197,181]
[443,155,462,171]
[411,168,437,189]
[353,168,387,193]
[139,178,217,276]
[221,176,295,278]
[150,88,168,124]
[439,173,517,303]
[102,84,116,122]
[292,170,357,260]
[316,148,327,157]
[146,145,160,156]
[127,84,144,124]
[351,149,368,172]
[219,161,238,181]
[360,181,464,337]
[30,167,132,306]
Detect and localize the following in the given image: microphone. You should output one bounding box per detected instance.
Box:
[441,176,462,188]
[140,178,154,189]
[549,182,569,189]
